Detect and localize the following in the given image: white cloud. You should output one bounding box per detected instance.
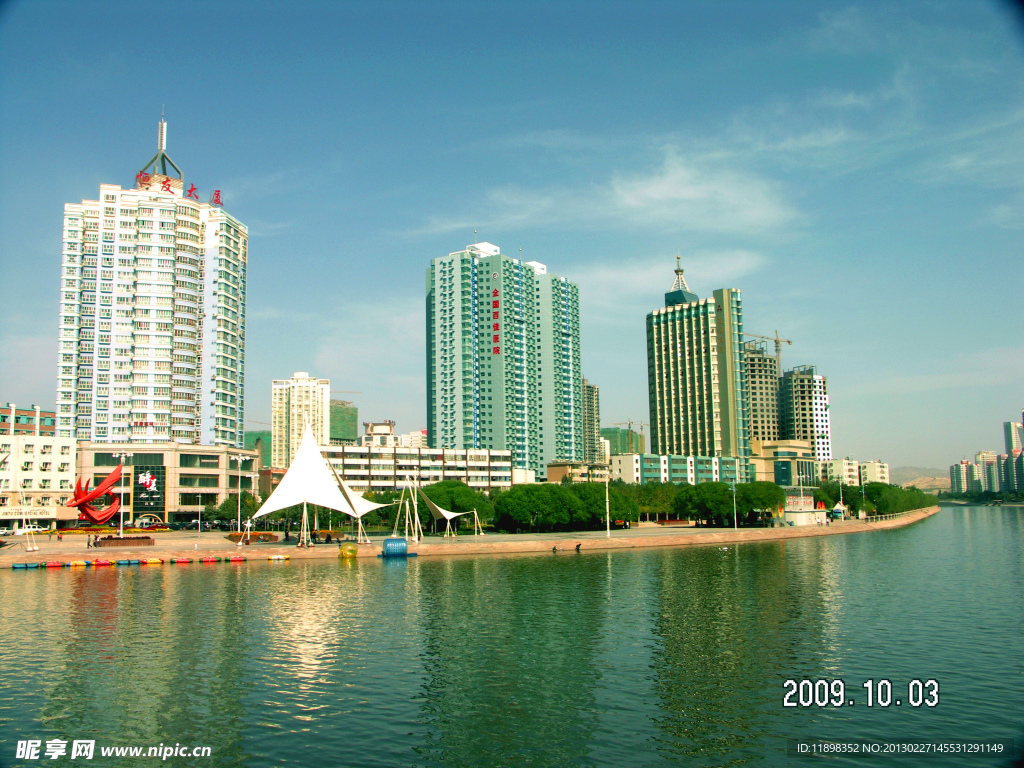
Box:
[576,249,768,323]
[987,192,1024,229]
[844,346,1024,397]
[808,6,876,53]
[414,148,798,237]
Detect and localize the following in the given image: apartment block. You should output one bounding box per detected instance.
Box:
[271,372,330,468]
[56,119,247,446]
[427,243,582,478]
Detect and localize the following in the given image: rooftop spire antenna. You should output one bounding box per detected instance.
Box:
[670,251,691,293]
[140,112,182,184]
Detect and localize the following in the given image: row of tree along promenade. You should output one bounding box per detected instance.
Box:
[248,478,938,535]
[145,478,940,535]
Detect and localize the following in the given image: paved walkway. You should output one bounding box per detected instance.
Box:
[0,507,940,565]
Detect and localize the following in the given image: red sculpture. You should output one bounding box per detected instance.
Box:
[67,465,123,525]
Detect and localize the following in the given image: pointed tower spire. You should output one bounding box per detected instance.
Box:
[138,114,183,190]
[664,253,699,307]
[157,113,167,152]
[671,252,692,294]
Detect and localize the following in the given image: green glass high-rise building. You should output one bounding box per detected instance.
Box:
[646,258,750,477]
[600,427,645,456]
[329,399,358,445]
[426,242,582,478]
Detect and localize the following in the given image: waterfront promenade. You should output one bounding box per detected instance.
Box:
[0,506,940,565]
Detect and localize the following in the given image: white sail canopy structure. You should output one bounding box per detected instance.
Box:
[253,424,357,520]
[338,479,391,520]
[416,487,469,522]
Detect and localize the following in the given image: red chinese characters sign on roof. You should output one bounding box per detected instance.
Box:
[134,171,222,206]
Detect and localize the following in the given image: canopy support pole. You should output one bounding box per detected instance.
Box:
[298,500,313,548]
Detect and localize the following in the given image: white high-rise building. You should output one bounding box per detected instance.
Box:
[779,366,832,461]
[56,119,247,447]
[1005,421,1023,454]
[271,372,330,467]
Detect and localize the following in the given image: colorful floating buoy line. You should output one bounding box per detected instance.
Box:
[10,555,251,570]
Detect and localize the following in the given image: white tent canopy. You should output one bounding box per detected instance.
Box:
[338,478,391,520]
[254,425,357,520]
[416,487,469,522]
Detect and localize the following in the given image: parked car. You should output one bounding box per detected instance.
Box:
[14,525,46,535]
[0,528,14,536]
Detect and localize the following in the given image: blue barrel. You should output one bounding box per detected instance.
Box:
[381,538,409,557]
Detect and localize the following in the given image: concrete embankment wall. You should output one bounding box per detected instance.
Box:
[404,505,942,559]
[1,506,941,565]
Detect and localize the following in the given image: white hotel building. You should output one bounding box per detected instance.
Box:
[271,372,331,468]
[56,120,247,448]
[0,435,78,527]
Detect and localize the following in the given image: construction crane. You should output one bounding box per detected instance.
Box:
[743,330,793,373]
[610,420,649,454]
[330,391,362,396]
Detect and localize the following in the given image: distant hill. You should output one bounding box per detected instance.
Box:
[890,466,947,485]
[902,476,950,492]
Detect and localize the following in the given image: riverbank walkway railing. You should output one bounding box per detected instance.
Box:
[864,506,933,523]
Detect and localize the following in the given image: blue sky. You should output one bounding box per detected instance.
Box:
[1,1,1021,468]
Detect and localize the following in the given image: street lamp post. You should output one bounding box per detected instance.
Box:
[228,454,246,534]
[604,464,610,538]
[731,481,738,529]
[112,451,133,538]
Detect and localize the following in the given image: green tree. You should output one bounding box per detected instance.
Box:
[565,482,605,526]
[672,484,699,521]
[493,485,539,531]
[672,482,733,525]
[217,491,259,523]
[812,487,834,510]
[736,481,786,525]
[420,480,494,531]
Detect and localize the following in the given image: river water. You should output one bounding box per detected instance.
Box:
[0,506,1020,767]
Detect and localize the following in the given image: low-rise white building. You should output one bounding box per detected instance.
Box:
[0,434,77,527]
[609,453,743,486]
[859,460,890,485]
[321,445,513,492]
[822,458,860,486]
[359,421,428,449]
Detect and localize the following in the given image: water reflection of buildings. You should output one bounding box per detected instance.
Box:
[34,565,250,763]
[647,541,839,761]
[412,555,607,767]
